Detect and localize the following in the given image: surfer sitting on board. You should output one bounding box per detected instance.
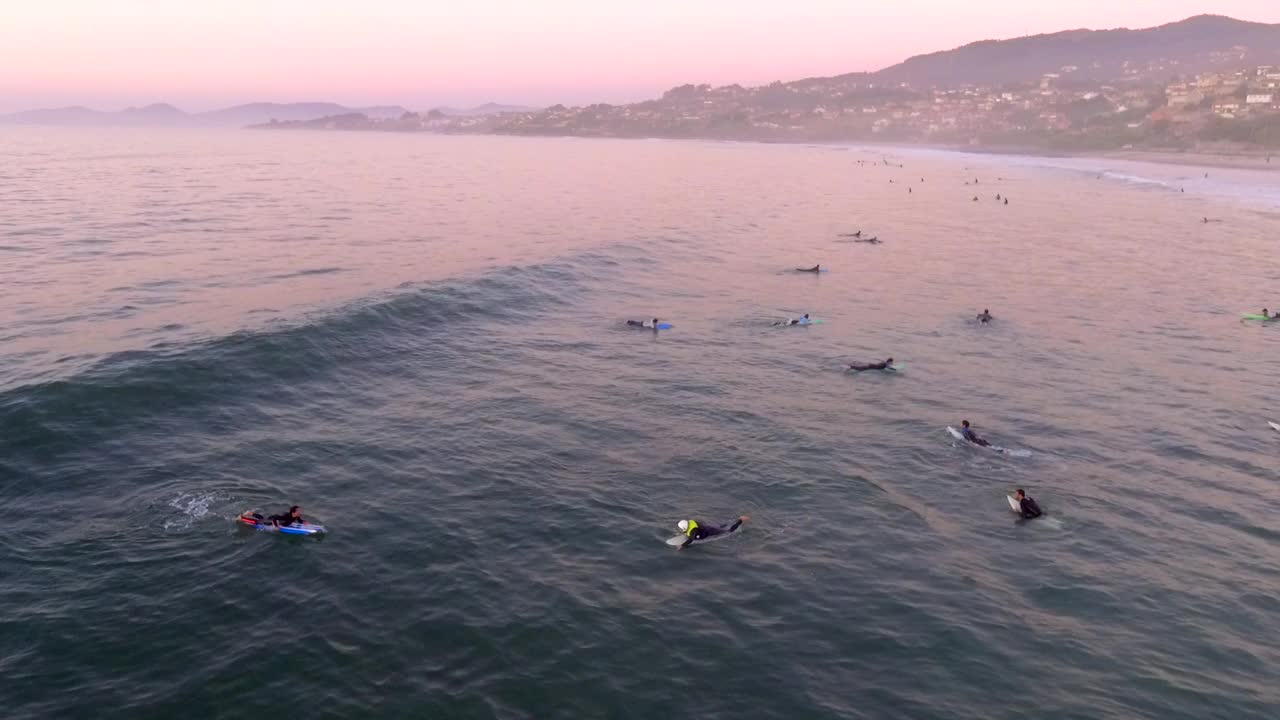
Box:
[796,264,821,273]
[676,516,749,549]
[848,358,894,372]
[1013,489,1042,519]
[977,309,993,324]
[775,313,812,326]
[626,318,660,329]
[959,420,991,447]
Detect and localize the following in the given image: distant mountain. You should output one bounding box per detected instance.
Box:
[431,103,536,116]
[197,102,409,126]
[0,102,410,127]
[870,14,1280,88]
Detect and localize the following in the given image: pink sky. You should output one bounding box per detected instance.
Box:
[1,1,1277,112]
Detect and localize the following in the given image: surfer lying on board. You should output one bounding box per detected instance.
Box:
[1013,489,1042,519]
[241,506,305,527]
[796,264,821,273]
[626,318,661,329]
[676,516,750,549]
[848,358,894,372]
[977,309,993,324]
[774,313,812,326]
[959,420,991,447]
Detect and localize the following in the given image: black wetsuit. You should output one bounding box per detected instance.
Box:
[626,320,654,328]
[269,512,303,526]
[850,360,891,371]
[1018,497,1043,519]
[961,428,991,447]
[681,518,745,548]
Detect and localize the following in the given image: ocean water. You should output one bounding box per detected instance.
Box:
[2,127,1278,720]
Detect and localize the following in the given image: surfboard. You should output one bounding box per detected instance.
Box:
[1270,421,1280,433]
[655,322,673,330]
[1007,495,1021,513]
[665,531,736,547]
[1241,314,1275,322]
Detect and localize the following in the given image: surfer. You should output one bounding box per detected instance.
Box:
[959,420,991,447]
[240,506,305,527]
[797,264,821,273]
[977,309,993,324]
[775,313,813,326]
[1013,489,1042,519]
[626,317,661,329]
[271,506,305,527]
[848,358,894,372]
[676,516,749,549]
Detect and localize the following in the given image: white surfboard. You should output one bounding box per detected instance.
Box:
[1270,421,1280,433]
[1007,495,1021,513]
[665,532,736,547]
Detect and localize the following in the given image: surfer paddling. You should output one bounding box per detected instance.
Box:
[626,318,661,329]
[241,506,305,527]
[774,313,813,326]
[977,309,993,324]
[675,516,749,549]
[796,264,821,273]
[848,358,894,372]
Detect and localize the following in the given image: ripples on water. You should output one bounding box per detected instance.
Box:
[1,127,1278,719]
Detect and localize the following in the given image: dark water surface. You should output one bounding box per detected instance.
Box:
[2,128,1278,719]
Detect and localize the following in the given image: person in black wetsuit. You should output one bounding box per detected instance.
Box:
[977,309,993,324]
[796,264,821,273]
[1013,489,1042,519]
[269,506,304,527]
[676,516,749,549]
[626,317,660,329]
[960,420,991,447]
[849,357,894,372]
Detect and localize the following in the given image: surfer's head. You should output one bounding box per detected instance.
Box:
[886,358,893,364]
[653,318,659,324]
[803,313,810,319]
[1014,489,1025,500]
[961,420,970,428]
[677,520,690,532]
[289,505,301,517]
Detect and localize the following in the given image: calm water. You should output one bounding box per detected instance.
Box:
[2,127,1278,720]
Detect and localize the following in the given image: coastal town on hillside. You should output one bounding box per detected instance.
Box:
[258,61,1280,152]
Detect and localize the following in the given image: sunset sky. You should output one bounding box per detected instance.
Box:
[2,1,1278,112]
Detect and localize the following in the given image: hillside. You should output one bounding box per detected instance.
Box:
[870,15,1280,88]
